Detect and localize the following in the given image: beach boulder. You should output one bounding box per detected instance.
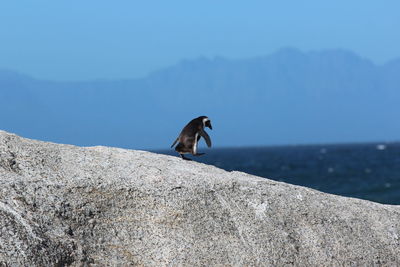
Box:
[0,130,399,266]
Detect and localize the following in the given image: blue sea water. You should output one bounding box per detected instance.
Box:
[157,142,400,205]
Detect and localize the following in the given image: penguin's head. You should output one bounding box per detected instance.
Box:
[201,116,212,130]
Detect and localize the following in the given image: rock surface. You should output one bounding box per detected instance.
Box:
[0,130,399,266]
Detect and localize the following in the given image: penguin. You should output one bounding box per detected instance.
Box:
[171,116,212,160]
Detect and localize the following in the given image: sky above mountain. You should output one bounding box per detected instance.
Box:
[1,1,400,81]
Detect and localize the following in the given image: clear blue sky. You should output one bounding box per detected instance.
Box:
[1,0,399,81]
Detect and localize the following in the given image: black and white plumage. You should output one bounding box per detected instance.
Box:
[171,116,212,160]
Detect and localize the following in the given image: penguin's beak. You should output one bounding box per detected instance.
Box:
[205,120,212,130]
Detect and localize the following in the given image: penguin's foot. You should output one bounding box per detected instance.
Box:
[193,153,205,156]
[180,154,192,161]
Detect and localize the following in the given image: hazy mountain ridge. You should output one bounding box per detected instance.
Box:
[1,48,399,149]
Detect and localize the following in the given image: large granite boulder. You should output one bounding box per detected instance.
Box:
[0,130,399,266]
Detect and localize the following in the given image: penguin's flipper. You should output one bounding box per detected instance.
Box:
[180,154,192,160]
[194,153,205,156]
[199,129,212,147]
[171,137,179,148]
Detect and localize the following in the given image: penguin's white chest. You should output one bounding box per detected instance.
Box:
[193,133,199,154]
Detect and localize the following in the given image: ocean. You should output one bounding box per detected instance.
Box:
[157,142,400,205]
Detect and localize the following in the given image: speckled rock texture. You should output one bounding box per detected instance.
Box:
[0,130,399,266]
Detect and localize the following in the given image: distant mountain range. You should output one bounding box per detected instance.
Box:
[1,48,399,149]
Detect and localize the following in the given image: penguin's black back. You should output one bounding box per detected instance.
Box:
[180,116,204,137]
